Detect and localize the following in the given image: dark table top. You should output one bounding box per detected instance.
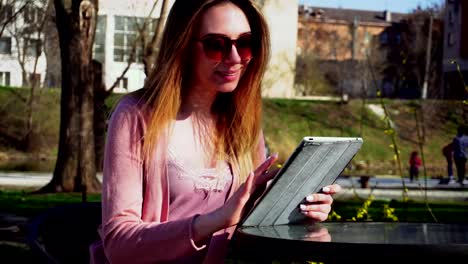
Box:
[232,222,468,264]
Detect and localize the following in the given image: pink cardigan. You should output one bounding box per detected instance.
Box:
[90,95,266,263]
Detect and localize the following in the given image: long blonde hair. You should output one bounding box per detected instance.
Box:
[137,0,270,181]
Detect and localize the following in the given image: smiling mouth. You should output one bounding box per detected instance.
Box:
[215,70,241,82]
[218,71,239,76]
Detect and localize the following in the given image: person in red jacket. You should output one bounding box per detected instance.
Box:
[409,151,422,182]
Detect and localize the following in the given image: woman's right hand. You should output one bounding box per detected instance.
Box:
[213,153,279,228]
[192,154,279,243]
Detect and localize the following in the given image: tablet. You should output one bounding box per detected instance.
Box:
[240,136,363,227]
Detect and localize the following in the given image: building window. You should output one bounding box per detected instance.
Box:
[380,32,388,44]
[395,33,401,44]
[93,15,106,63]
[0,72,10,86]
[363,31,370,45]
[24,38,42,57]
[117,77,128,89]
[114,15,159,63]
[23,5,41,24]
[448,32,455,46]
[0,3,13,22]
[0,37,11,54]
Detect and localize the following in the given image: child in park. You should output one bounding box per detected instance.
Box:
[409,151,422,182]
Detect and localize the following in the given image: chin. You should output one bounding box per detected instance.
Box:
[216,85,237,93]
[216,83,239,93]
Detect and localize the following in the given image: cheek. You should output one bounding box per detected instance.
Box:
[192,48,215,81]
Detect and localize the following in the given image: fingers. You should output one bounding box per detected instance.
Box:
[252,153,279,186]
[303,226,331,242]
[301,211,329,222]
[255,167,280,186]
[305,193,333,205]
[243,171,255,197]
[299,203,331,213]
[299,204,331,222]
[321,184,342,194]
[254,153,278,176]
[304,230,331,242]
[300,188,337,222]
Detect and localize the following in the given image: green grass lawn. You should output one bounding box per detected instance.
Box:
[0,190,101,218]
[1,190,466,223]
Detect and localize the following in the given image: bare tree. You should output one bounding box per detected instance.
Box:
[93,0,168,171]
[10,0,49,151]
[0,0,32,37]
[41,0,170,191]
[378,5,444,99]
[41,0,100,193]
[142,0,169,76]
[0,0,50,151]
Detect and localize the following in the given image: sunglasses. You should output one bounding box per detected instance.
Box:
[197,33,253,62]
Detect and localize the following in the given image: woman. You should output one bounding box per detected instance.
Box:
[91,0,341,263]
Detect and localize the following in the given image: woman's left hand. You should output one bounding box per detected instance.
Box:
[299,184,342,222]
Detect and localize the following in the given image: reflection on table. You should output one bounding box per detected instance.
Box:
[232,222,468,264]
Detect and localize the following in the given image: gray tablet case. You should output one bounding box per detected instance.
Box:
[241,137,363,227]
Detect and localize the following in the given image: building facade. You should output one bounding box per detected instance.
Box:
[298,6,402,61]
[443,0,468,99]
[296,5,406,97]
[0,0,48,88]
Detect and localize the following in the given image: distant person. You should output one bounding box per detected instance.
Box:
[442,142,454,183]
[452,126,468,186]
[409,151,421,182]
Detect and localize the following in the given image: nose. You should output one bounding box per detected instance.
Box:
[223,44,242,64]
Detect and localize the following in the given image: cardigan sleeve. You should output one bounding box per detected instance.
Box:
[100,97,205,264]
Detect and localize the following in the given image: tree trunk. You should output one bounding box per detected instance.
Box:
[24,76,40,152]
[41,0,100,193]
[143,0,170,76]
[93,60,107,172]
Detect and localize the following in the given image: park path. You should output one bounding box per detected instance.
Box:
[0,172,467,202]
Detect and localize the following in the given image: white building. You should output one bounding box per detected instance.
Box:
[94,0,174,93]
[0,0,298,97]
[0,0,48,88]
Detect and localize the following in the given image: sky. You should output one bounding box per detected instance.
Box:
[299,0,444,13]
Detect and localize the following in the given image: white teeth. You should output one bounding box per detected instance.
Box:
[220,72,236,76]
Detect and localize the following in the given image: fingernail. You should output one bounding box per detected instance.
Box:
[306,195,314,202]
[271,152,278,158]
[300,204,307,210]
[322,187,330,192]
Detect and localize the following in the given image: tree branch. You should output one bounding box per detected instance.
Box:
[0,0,32,37]
[107,0,160,96]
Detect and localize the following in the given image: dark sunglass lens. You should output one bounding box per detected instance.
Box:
[202,37,227,60]
[236,35,252,60]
